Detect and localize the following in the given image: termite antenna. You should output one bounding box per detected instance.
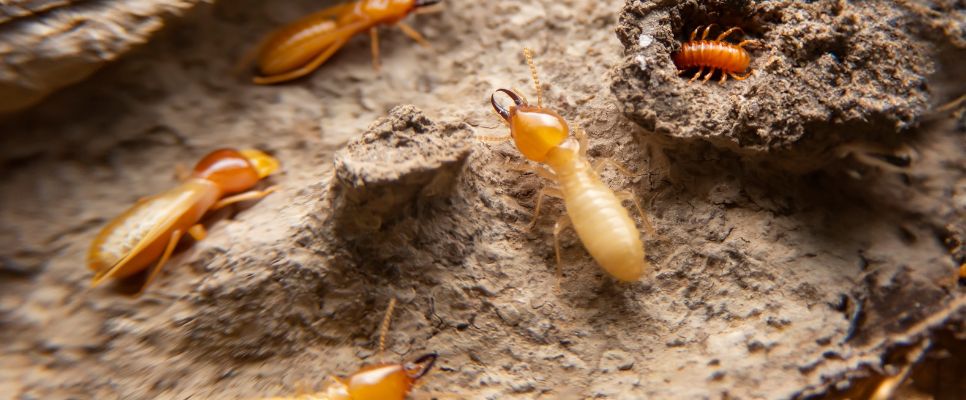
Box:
[523,48,543,109]
[378,297,397,356]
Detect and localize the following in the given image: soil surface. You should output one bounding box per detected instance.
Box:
[1,0,963,399]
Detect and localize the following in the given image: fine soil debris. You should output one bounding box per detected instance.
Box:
[0,0,963,399]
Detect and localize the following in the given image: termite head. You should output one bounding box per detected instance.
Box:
[492,88,569,163]
[192,148,280,194]
[338,353,438,399]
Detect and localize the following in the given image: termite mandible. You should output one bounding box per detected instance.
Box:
[87,148,279,294]
[484,49,656,282]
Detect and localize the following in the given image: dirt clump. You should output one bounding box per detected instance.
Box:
[332,105,473,241]
[612,0,937,171]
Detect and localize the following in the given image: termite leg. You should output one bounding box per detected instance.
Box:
[717,27,745,41]
[703,68,715,83]
[934,94,966,113]
[729,70,752,81]
[701,24,718,40]
[253,37,350,84]
[592,158,638,178]
[575,126,589,158]
[688,66,705,83]
[476,133,512,142]
[413,2,446,15]
[138,228,185,295]
[719,71,728,85]
[528,187,564,231]
[616,191,656,237]
[690,26,701,41]
[677,68,689,76]
[504,161,556,181]
[212,186,278,210]
[187,224,207,241]
[553,215,573,282]
[737,40,762,49]
[370,27,382,72]
[397,22,432,48]
[322,376,349,394]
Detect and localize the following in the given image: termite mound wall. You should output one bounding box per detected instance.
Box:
[611,0,946,172]
[0,0,208,114]
[331,105,473,250]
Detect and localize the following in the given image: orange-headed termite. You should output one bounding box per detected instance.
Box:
[264,298,438,400]
[251,0,442,85]
[88,148,279,294]
[672,24,760,84]
[485,49,655,282]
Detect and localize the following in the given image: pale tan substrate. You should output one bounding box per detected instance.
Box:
[0,0,963,399]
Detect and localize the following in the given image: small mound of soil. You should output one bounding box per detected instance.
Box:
[612,0,935,171]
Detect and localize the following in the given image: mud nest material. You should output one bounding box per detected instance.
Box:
[332,105,473,241]
[0,0,207,113]
[612,0,935,171]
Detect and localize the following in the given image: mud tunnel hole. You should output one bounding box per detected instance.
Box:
[672,1,768,82]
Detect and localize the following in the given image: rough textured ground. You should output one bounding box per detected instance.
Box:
[612,0,963,171]
[0,0,208,113]
[0,0,963,399]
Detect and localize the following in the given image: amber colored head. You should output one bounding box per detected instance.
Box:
[191,148,280,194]
[343,353,437,400]
[491,88,569,163]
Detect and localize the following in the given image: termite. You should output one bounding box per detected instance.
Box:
[485,49,655,282]
[88,148,280,294]
[672,24,760,84]
[265,298,438,400]
[835,142,919,174]
[251,0,442,85]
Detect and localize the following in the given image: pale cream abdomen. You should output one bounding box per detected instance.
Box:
[553,159,646,282]
[87,180,219,277]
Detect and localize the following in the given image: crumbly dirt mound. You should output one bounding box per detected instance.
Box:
[332,105,473,241]
[612,0,940,171]
[0,0,963,399]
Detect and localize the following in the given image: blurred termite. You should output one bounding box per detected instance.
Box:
[483,48,656,282]
[835,141,919,174]
[251,0,442,84]
[88,148,280,294]
[836,94,966,176]
[264,298,439,400]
